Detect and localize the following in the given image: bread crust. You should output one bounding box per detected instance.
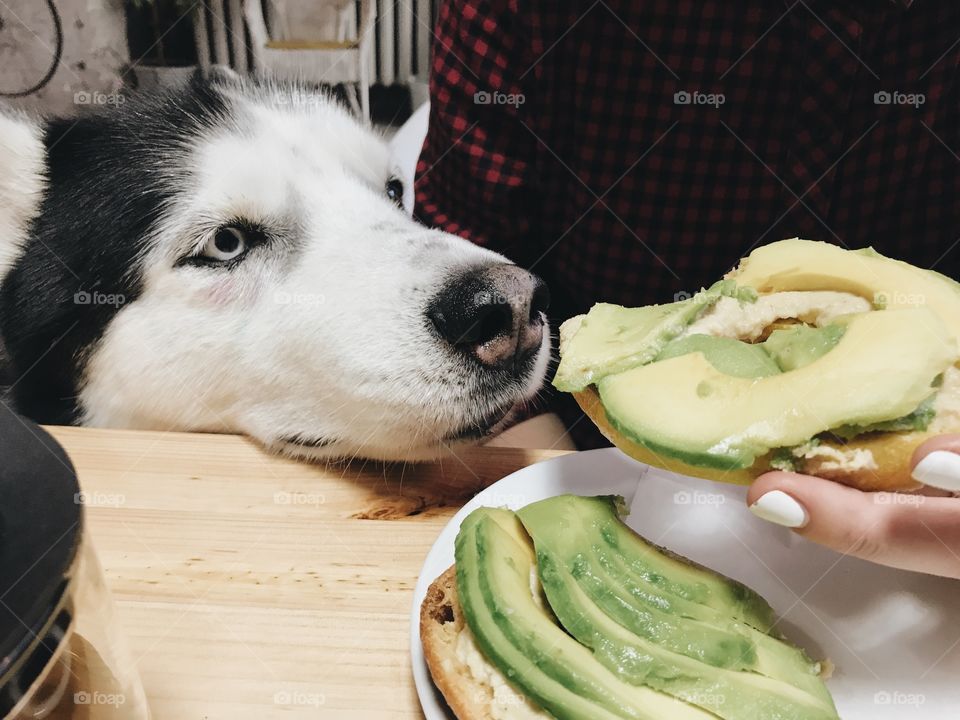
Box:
[420,566,494,720]
[573,386,936,492]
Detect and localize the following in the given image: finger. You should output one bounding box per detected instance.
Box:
[748,471,960,578]
[911,435,960,492]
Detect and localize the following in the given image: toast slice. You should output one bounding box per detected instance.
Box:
[420,566,492,719]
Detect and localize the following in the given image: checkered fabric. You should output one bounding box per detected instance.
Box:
[415,0,960,448]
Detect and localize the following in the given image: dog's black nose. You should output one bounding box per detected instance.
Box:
[427,265,550,373]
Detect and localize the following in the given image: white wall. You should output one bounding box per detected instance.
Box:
[0,0,129,115]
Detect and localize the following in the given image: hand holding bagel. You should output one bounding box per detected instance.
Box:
[749,437,960,579]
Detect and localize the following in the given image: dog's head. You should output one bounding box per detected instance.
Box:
[0,75,550,460]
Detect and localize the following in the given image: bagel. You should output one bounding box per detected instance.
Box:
[555,240,960,492]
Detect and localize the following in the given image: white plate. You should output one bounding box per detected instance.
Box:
[411,448,960,719]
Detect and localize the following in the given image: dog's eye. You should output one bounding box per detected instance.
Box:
[177,224,268,269]
[385,177,404,206]
[202,227,251,262]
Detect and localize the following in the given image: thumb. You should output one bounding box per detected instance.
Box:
[747,472,960,579]
[911,435,960,491]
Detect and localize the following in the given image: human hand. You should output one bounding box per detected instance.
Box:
[747,437,960,579]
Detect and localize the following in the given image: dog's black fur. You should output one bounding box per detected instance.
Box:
[1,77,230,423]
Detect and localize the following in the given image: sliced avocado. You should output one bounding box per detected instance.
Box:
[455,508,717,720]
[769,447,800,472]
[597,309,955,469]
[518,496,774,630]
[517,496,838,720]
[589,542,769,629]
[519,498,832,695]
[657,334,781,378]
[829,393,938,439]
[554,280,739,392]
[762,323,845,372]
[732,239,960,343]
[582,543,835,702]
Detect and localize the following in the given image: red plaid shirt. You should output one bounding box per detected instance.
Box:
[415,0,960,447]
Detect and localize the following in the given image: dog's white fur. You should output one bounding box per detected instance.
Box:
[0,83,549,461]
[0,112,45,276]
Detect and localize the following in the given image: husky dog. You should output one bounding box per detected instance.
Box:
[0,74,550,461]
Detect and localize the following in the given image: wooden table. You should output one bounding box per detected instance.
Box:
[47,426,568,720]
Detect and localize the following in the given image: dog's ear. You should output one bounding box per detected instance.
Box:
[0,109,45,282]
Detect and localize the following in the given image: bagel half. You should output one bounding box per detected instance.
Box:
[420,566,509,720]
[572,384,947,492]
[557,240,960,492]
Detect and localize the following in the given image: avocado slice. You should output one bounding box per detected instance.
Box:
[567,312,846,392]
[731,239,960,344]
[598,309,956,470]
[762,324,845,372]
[830,393,938,440]
[554,280,741,392]
[533,553,837,719]
[455,508,718,720]
[519,495,774,630]
[657,334,782,378]
[516,496,838,720]
[518,497,835,707]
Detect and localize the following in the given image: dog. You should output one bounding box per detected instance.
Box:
[0,73,550,462]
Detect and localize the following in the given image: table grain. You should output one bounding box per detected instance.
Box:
[46,426,569,720]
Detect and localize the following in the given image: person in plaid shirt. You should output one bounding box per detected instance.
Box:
[415,1,960,577]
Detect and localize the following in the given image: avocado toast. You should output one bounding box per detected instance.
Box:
[555,239,960,491]
[421,495,838,720]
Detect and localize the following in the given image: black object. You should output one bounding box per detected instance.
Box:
[0,406,81,715]
[125,0,199,68]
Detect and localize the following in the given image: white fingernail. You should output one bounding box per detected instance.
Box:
[749,490,809,528]
[912,451,960,492]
